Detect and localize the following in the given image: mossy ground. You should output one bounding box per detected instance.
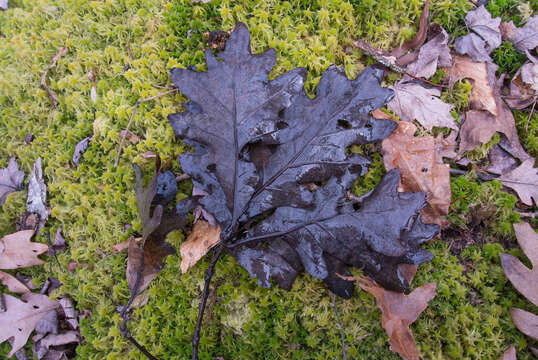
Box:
[0,0,537,359]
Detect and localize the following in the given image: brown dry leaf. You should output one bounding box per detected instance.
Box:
[485,144,518,175]
[0,293,59,357]
[140,151,156,159]
[342,275,436,360]
[498,159,538,206]
[40,47,68,108]
[434,131,458,163]
[498,345,517,360]
[500,17,538,53]
[0,230,48,269]
[406,24,452,79]
[501,222,538,306]
[381,119,451,228]
[443,55,497,115]
[119,130,140,144]
[505,67,536,110]
[111,236,142,252]
[387,80,456,131]
[0,270,30,293]
[391,0,430,58]
[180,220,221,273]
[510,308,538,341]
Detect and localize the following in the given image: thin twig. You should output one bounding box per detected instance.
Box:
[41,46,68,108]
[114,88,178,167]
[120,318,162,360]
[403,71,446,88]
[47,231,62,272]
[330,292,347,360]
[127,37,135,60]
[192,244,224,360]
[526,99,536,131]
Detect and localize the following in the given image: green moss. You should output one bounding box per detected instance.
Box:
[463,133,501,162]
[491,42,528,77]
[0,0,535,359]
[514,110,538,159]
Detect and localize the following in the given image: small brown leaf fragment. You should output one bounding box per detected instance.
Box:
[27,157,49,231]
[119,130,140,144]
[67,262,89,272]
[0,293,59,357]
[343,276,436,360]
[180,220,221,273]
[498,345,517,360]
[434,131,458,163]
[498,159,538,206]
[0,271,30,293]
[0,157,25,206]
[382,120,451,228]
[406,24,452,79]
[140,151,156,159]
[443,55,497,115]
[40,47,68,108]
[391,0,430,58]
[59,297,78,330]
[0,230,48,269]
[112,236,142,252]
[72,137,90,167]
[510,308,538,341]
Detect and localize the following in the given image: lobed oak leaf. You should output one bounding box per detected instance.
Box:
[0,230,48,269]
[0,271,30,293]
[455,33,493,62]
[0,157,24,206]
[464,5,502,52]
[164,23,439,298]
[0,293,59,357]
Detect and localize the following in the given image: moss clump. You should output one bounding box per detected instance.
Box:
[0,0,535,359]
[514,110,538,159]
[491,42,528,76]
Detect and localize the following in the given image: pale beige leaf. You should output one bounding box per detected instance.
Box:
[0,270,30,293]
[0,230,48,269]
[499,159,538,206]
[510,308,538,341]
[498,345,517,360]
[0,293,59,357]
[180,220,221,273]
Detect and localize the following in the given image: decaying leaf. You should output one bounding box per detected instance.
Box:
[509,308,538,341]
[167,23,439,297]
[0,157,25,206]
[40,47,68,108]
[342,275,436,360]
[485,144,518,176]
[382,120,451,228]
[434,131,458,162]
[501,222,538,306]
[498,345,517,360]
[180,220,221,273]
[27,157,48,229]
[0,271,30,293]
[72,137,90,167]
[505,65,537,110]
[112,236,142,252]
[58,297,78,330]
[498,159,538,206]
[520,60,538,92]
[500,16,538,53]
[125,164,192,302]
[464,5,501,52]
[0,293,59,357]
[455,33,493,62]
[443,55,497,115]
[119,130,140,144]
[391,0,430,59]
[387,80,457,131]
[0,230,48,269]
[405,24,452,79]
[0,0,8,10]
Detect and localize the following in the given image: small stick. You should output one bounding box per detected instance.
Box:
[526,99,536,131]
[127,37,135,60]
[41,46,68,108]
[114,88,178,168]
[330,291,347,360]
[192,244,224,360]
[47,231,62,272]
[120,319,162,360]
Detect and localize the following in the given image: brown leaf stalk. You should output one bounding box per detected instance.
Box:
[40,46,68,108]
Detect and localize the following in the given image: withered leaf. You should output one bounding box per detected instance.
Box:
[454,33,492,62]
[382,120,451,228]
[500,16,538,53]
[126,164,192,302]
[0,293,59,357]
[0,157,25,206]
[167,23,439,297]
[498,159,538,206]
[434,131,458,163]
[485,144,518,176]
[72,137,90,167]
[509,308,538,341]
[505,65,536,110]
[406,24,452,79]
[391,0,430,59]
[498,345,517,360]
[0,230,48,269]
[343,276,436,360]
[119,130,140,144]
[0,0,7,10]
[520,61,538,92]
[0,270,30,293]
[464,5,501,52]
[27,157,48,229]
[387,80,457,131]
[180,220,221,274]
[501,222,538,307]
[443,55,497,115]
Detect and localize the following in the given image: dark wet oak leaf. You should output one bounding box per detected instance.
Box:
[166,23,438,298]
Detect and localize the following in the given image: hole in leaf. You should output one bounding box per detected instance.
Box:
[337,119,351,129]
